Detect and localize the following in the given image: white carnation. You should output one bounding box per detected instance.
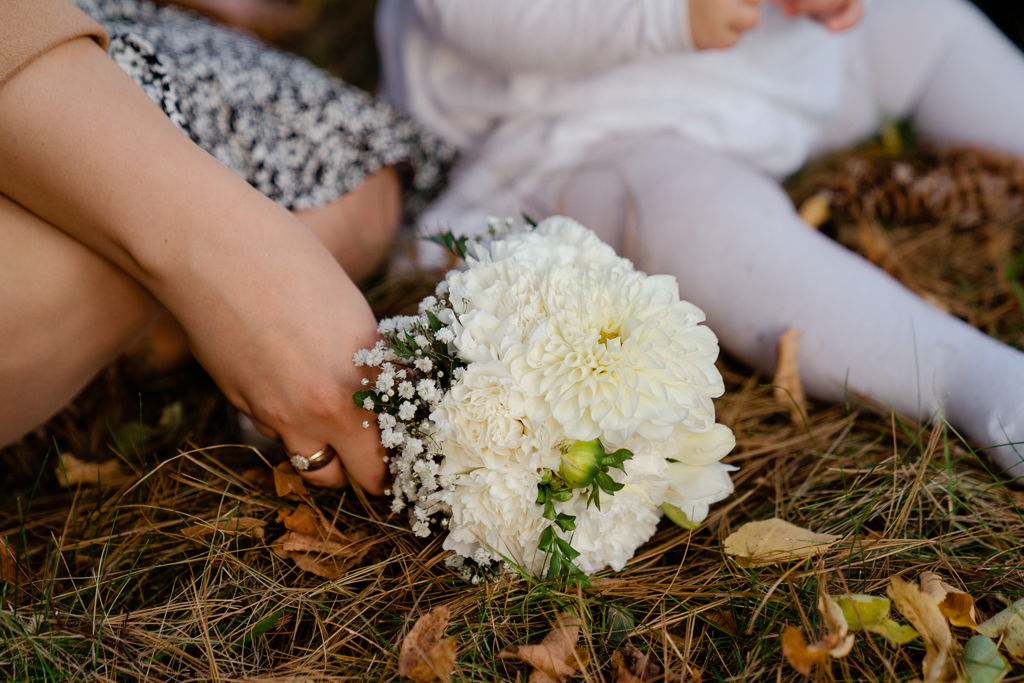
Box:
[429,362,559,474]
[434,468,551,576]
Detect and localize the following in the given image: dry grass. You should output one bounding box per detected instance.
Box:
[2,140,1023,681]
[3,5,1024,676]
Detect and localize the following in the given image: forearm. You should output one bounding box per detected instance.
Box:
[410,0,693,75]
[0,37,315,301]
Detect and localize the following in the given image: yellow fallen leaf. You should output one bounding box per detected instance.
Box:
[888,576,957,682]
[921,572,979,630]
[273,461,308,499]
[499,612,584,683]
[723,518,839,567]
[397,606,457,682]
[835,594,918,645]
[798,191,832,228]
[781,596,855,676]
[55,452,133,488]
[782,625,830,676]
[977,598,1024,659]
[182,516,266,541]
[773,328,807,425]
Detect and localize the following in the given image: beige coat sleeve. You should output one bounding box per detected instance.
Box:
[0,0,109,87]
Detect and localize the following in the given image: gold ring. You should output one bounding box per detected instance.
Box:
[289,445,336,472]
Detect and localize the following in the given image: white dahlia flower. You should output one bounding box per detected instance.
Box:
[508,264,724,443]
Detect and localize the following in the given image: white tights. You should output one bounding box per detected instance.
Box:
[531,0,1024,478]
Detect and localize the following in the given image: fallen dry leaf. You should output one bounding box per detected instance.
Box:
[888,575,958,682]
[182,516,266,541]
[499,612,584,683]
[781,595,855,676]
[55,452,133,488]
[611,644,684,682]
[0,537,27,585]
[723,518,839,567]
[856,220,900,275]
[270,529,371,580]
[277,503,352,543]
[798,191,832,228]
[273,461,307,499]
[773,328,807,425]
[977,598,1024,659]
[397,606,457,682]
[835,594,918,645]
[278,504,322,537]
[782,625,830,676]
[921,572,979,630]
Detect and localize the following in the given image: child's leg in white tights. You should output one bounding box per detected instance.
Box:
[541,134,1024,479]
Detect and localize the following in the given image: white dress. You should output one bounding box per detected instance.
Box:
[377,0,867,234]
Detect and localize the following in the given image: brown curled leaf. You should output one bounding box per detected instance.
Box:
[773,327,807,425]
[273,461,307,499]
[499,612,583,682]
[920,571,979,630]
[397,606,457,682]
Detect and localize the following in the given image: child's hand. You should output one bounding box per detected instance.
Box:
[689,0,764,50]
[774,0,863,32]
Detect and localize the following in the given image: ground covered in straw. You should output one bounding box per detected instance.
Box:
[1,135,1022,682]
[4,1,1024,676]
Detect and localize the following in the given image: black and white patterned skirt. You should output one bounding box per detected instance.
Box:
[74,0,455,217]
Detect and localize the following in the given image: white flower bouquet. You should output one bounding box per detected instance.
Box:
[353,216,736,582]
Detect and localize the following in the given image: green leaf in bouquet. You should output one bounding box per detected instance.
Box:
[554,513,576,532]
[599,448,633,471]
[546,551,563,580]
[550,488,573,503]
[352,389,377,410]
[555,538,580,560]
[424,231,469,259]
[539,526,556,552]
[595,471,624,494]
[425,310,443,332]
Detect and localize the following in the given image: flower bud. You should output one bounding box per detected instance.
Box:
[559,439,603,488]
[661,503,700,530]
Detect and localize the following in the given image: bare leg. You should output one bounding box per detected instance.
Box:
[0,195,158,445]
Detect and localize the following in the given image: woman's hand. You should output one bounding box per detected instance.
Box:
[0,37,386,491]
[689,0,764,50]
[774,0,864,32]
